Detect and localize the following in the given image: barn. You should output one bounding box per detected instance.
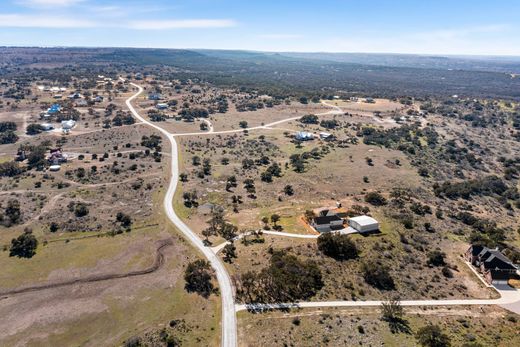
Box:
[348,215,379,233]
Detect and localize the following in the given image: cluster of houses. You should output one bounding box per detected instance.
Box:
[466,245,519,285]
[295,131,334,141]
[310,209,379,234]
[37,103,78,134]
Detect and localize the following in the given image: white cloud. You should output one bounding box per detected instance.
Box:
[258,34,303,40]
[0,13,238,31]
[130,19,237,30]
[321,24,520,55]
[17,0,84,7]
[0,14,95,28]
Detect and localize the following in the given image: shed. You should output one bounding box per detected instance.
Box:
[40,123,54,131]
[156,103,168,110]
[348,215,379,233]
[49,165,61,172]
[61,120,76,130]
[295,131,314,141]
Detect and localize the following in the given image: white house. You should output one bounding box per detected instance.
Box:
[61,120,76,130]
[156,103,168,110]
[295,131,314,141]
[348,215,379,233]
[40,123,54,131]
[319,132,332,140]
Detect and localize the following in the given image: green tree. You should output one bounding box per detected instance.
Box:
[10,230,38,258]
[365,191,387,206]
[283,185,294,196]
[317,233,358,261]
[427,250,446,267]
[380,299,411,334]
[4,198,22,225]
[362,262,395,290]
[223,243,237,263]
[26,124,44,135]
[184,259,215,298]
[415,325,451,347]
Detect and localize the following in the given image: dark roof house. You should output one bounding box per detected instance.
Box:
[312,214,343,233]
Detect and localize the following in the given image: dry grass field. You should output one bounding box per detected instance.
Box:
[238,305,520,347]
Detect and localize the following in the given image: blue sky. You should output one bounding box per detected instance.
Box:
[1,0,519,55]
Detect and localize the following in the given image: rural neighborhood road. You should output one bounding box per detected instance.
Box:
[125,81,520,347]
[173,100,344,137]
[236,284,520,313]
[125,83,238,347]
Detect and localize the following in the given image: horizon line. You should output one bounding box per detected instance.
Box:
[1,45,520,59]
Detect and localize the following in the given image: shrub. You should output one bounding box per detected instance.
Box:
[184,259,215,298]
[317,233,358,261]
[362,262,395,290]
[74,202,89,217]
[0,131,19,144]
[427,250,446,267]
[9,230,38,258]
[26,124,44,135]
[365,192,387,206]
[0,161,23,177]
[299,114,319,124]
[415,324,451,347]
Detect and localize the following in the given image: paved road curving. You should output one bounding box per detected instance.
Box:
[125,83,237,347]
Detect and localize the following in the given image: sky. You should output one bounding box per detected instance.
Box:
[0,0,520,56]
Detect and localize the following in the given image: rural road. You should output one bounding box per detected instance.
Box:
[236,284,520,313]
[125,82,238,347]
[125,81,520,345]
[173,101,344,137]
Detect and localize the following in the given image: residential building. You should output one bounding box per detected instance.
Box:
[465,245,519,285]
[311,210,344,233]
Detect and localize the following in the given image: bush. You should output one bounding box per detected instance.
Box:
[365,192,387,206]
[0,131,19,144]
[184,259,215,298]
[427,250,446,267]
[0,121,17,132]
[2,198,22,226]
[415,324,451,347]
[0,161,23,178]
[74,202,89,217]
[237,250,323,303]
[317,233,358,261]
[116,212,132,229]
[9,231,38,258]
[26,124,44,135]
[362,262,395,290]
[299,114,319,124]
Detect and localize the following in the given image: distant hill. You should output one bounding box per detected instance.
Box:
[278,52,520,74]
[1,47,519,100]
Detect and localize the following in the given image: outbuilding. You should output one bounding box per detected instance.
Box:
[295,131,314,141]
[61,120,76,130]
[49,165,61,172]
[40,123,54,131]
[156,103,168,110]
[348,215,379,233]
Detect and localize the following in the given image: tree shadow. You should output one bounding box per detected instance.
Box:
[387,318,413,334]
